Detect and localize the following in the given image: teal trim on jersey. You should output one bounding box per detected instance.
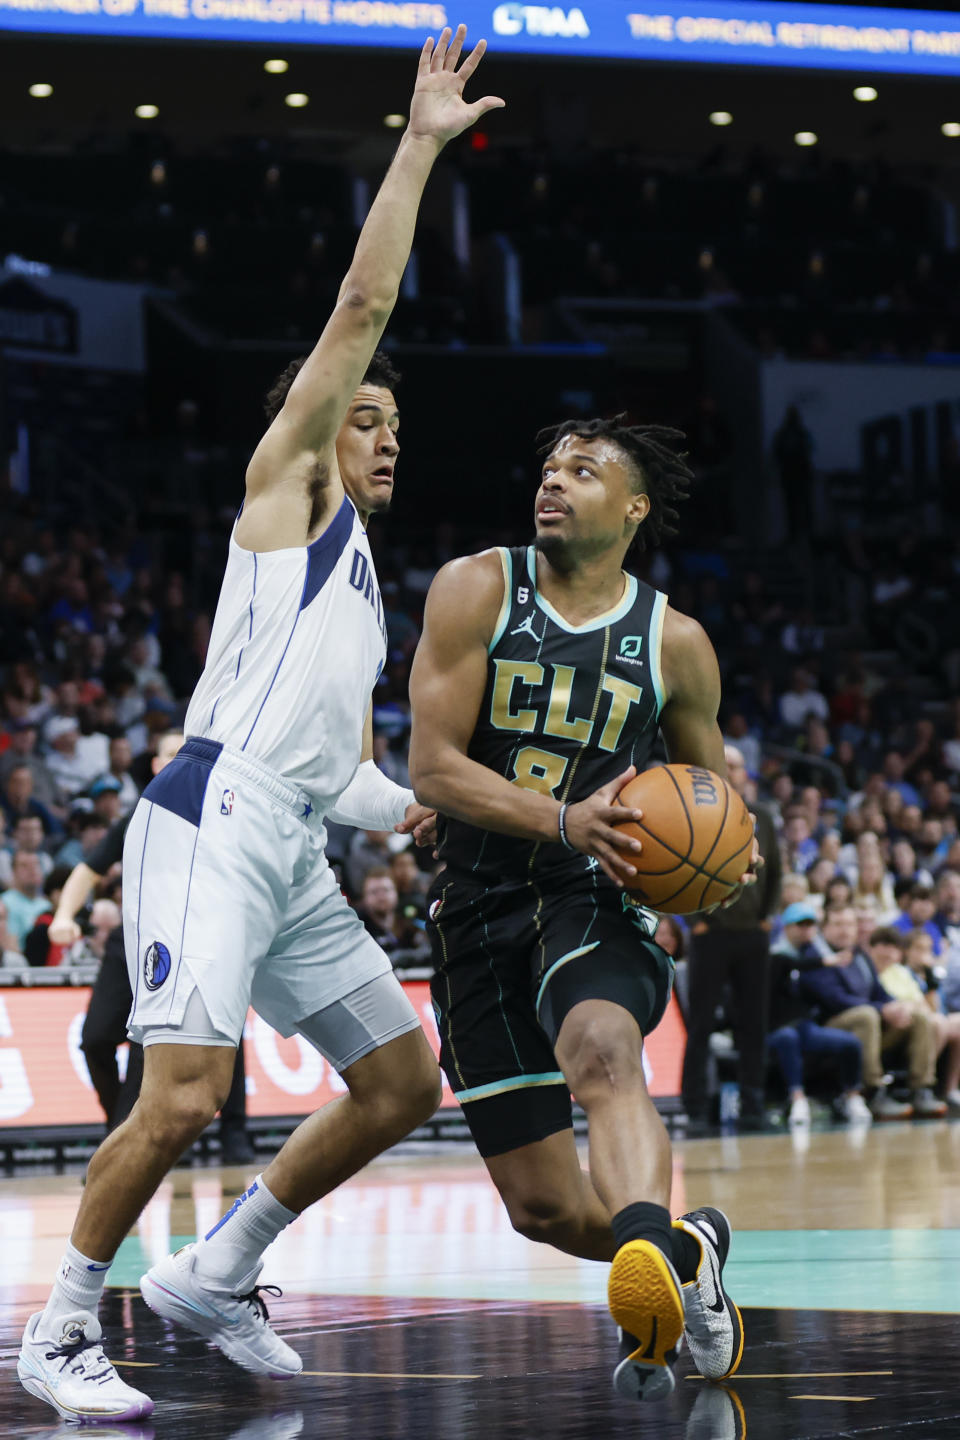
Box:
[525,547,637,635]
[649,589,667,715]
[534,941,601,1016]
[487,548,513,654]
[454,1071,567,1103]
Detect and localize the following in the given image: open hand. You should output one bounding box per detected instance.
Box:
[408,25,505,150]
[563,766,644,888]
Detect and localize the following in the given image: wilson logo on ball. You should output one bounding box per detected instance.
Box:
[685,768,719,807]
[612,764,753,914]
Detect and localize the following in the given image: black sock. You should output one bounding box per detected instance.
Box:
[611,1202,701,1286]
[611,1202,674,1265]
[671,1227,701,1285]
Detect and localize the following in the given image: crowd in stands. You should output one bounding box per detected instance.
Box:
[5,145,960,357]
[2,476,959,1125]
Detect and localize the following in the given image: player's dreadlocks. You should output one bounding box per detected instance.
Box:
[536,413,694,551]
[263,349,401,425]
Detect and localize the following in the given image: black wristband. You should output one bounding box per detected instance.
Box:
[557,802,575,851]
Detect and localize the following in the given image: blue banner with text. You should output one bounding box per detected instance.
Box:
[2,1,960,76]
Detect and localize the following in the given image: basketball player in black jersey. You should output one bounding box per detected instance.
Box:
[409,416,756,1403]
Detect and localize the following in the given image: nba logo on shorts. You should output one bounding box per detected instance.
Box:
[220,789,235,815]
[143,941,171,991]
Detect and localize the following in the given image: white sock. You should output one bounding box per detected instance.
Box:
[193,1174,297,1290]
[39,1241,112,1336]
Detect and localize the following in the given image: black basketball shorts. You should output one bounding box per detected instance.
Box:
[427,870,675,1159]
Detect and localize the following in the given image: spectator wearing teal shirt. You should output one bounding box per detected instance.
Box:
[0,851,51,947]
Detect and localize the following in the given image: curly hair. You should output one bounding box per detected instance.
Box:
[263,349,401,426]
[536,413,694,551]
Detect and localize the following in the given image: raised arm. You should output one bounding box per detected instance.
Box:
[408,555,644,883]
[239,26,504,551]
[657,608,727,775]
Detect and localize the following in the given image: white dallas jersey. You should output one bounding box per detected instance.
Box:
[184,495,387,811]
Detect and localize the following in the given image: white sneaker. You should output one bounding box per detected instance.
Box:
[840,1092,873,1125]
[788,1094,811,1127]
[686,1382,746,1439]
[944,1088,960,1110]
[140,1244,302,1378]
[17,1309,154,1423]
[673,1207,744,1381]
[228,1412,304,1440]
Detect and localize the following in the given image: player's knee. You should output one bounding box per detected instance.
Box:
[556,1011,644,1101]
[503,1190,580,1246]
[392,1059,442,1131]
[365,1058,441,1140]
[141,1080,223,1148]
[418,1062,444,1121]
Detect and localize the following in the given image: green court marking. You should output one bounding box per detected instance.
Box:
[109,1229,960,1314]
[723,1229,960,1314]
[109,1235,194,1289]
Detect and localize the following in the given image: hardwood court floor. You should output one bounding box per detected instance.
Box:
[2,1121,960,1438]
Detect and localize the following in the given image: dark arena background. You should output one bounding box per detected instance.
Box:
[3,3,960,1437]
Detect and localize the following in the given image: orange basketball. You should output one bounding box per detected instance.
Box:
[612,764,754,915]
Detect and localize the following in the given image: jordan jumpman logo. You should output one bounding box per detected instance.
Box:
[510,613,544,643]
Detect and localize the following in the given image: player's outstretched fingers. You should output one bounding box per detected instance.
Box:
[456,36,487,82]
[444,22,467,70]
[465,94,507,122]
[432,26,452,69]
[417,34,435,75]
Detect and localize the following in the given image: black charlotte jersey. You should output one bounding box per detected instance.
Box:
[438,544,667,891]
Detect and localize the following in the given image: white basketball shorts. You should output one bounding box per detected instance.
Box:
[122,736,417,1055]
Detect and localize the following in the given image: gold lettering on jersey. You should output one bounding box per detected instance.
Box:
[512,746,568,797]
[543,664,592,743]
[490,659,543,731]
[598,674,644,752]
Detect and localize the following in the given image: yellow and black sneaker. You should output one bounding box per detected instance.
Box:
[673,1207,744,1382]
[608,1239,685,1402]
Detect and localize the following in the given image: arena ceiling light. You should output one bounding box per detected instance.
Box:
[942,122,960,137]
[383,114,406,128]
[284,93,309,108]
[135,104,159,119]
[709,111,733,126]
[853,86,878,101]
[28,83,53,97]
[264,59,288,74]
[794,131,818,146]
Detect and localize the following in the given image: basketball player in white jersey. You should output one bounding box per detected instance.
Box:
[18,28,504,1424]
